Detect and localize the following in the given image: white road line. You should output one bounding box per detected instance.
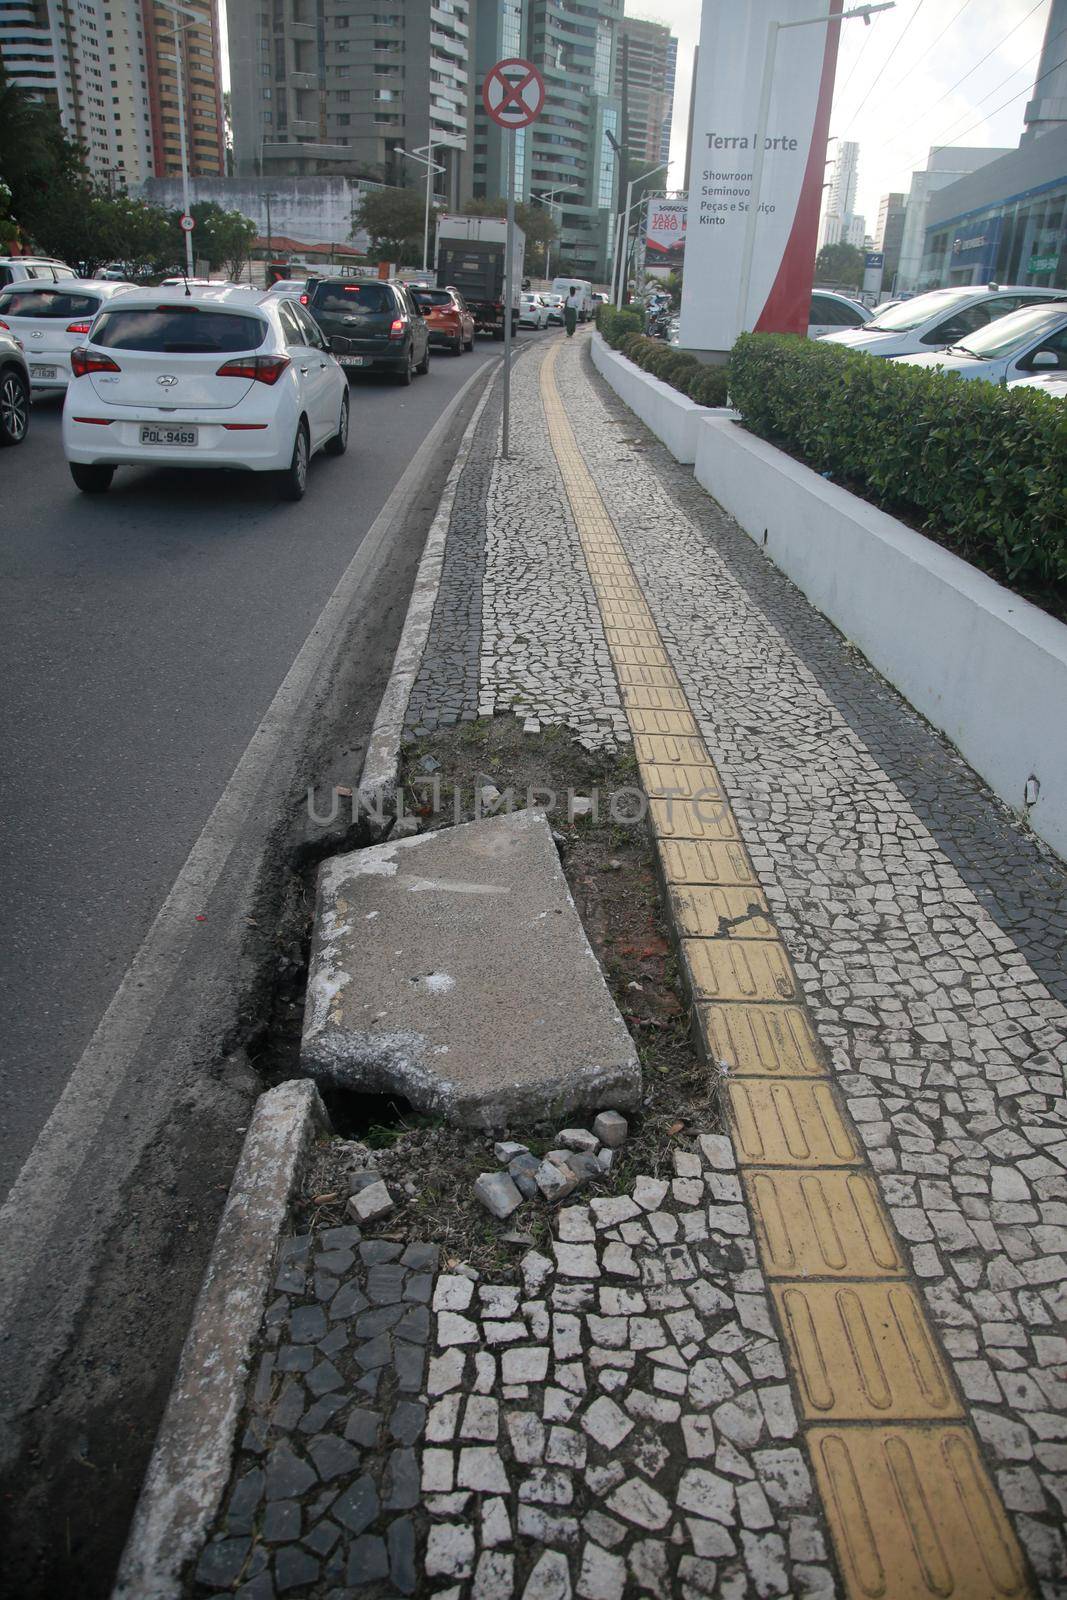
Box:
[0,356,499,1327]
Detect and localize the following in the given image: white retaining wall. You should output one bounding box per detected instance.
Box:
[591,331,706,464]
[591,330,1067,861]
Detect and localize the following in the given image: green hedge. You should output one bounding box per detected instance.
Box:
[595,303,729,409]
[728,333,1067,596]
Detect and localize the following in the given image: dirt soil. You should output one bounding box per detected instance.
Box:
[274,715,723,1275]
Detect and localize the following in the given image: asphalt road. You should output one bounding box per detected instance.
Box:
[0,330,527,1596]
[0,338,508,1194]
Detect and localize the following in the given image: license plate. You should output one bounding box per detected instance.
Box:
[140,425,198,446]
[31,365,57,380]
[339,355,369,368]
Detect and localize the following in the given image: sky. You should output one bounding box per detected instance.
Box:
[626,0,1055,232]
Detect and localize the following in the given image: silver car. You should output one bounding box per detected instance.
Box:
[0,278,135,394]
[0,326,30,445]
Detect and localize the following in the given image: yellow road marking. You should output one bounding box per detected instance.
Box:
[745,1170,905,1277]
[538,342,1031,1599]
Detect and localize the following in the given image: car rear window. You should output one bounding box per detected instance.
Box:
[0,289,100,318]
[91,307,267,353]
[312,282,391,312]
[412,290,453,308]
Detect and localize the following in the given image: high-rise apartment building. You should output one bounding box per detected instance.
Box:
[819,138,859,250]
[473,0,622,279]
[228,0,474,205]
[874,191,906,288]
[1022,0,1067,143]
[0,0,224,186]
[615,16,675,171]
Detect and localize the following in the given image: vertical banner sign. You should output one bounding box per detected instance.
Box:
[863,250,884,297]
[645,198,687,267]
[679,0,843,353]
[482,56,545,459]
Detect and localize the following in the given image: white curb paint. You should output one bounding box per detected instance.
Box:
[359,373,498,810]
[113,1079,329,1600]
[695,415,1067,863]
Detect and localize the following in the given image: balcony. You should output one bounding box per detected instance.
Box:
[288,69,317,89]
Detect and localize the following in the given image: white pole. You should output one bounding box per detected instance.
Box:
[174,24,193,276]
[422,140,433,274]
[615,177,636,307]
[502,130,514,459]
[609,214,622,306]
[736,19,779,335]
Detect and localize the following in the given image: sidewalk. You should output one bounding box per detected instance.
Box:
[179,328,1066,1600]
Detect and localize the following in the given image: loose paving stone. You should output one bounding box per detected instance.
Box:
[593,1110,628,1149]
[474,1170,525,1218]
[302,812,641,1125]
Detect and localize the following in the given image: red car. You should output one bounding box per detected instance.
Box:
[411,286,475,354]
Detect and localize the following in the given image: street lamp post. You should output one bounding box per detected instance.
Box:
[614,162,667,307]
[736,2,893,333]
[532,186,579,281]
[261,190,277,284]
[396,139,463,274]
[159,1,202,279]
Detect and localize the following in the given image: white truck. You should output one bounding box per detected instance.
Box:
[435,214,525,340]
[551,277,595,322]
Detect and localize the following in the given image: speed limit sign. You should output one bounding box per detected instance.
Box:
[180,213,195,232]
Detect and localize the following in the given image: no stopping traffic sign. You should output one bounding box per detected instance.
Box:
[482,57,546,129]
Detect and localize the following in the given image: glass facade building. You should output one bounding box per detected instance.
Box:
[921,126,1067,294]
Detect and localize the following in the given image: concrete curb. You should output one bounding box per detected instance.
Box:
[111,1079,330,1600]
[358,363,499,813]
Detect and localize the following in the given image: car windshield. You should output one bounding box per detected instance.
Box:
[0,288,101,319]
[865,289,975,332]
[312,283,390,312]
[950,304,1067,358]
[412,290,453,308]
[91,306,267,353]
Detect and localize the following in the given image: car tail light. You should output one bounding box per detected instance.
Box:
[0,319,8,330]
[388,317,406,340]
[215,354,290,385]
[71,416,113,424]
[70,348,121,377]
[300,294,308,305]
[66,320,92,334]
[222,422,269,430]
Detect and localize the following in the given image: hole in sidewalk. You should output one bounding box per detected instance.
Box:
[252,714,725,1272]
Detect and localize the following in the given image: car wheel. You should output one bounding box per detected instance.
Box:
[324,390,349,457]
[279,419,309,501]
[70,462,114,493]
[464,332,475,351]
[397,346,415,386]
[0,365,30,446]
[451,336,463,355]
[416,341,431,375]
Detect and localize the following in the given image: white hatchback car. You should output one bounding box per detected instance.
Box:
[808,289,870,339]
[62,285,349,499]
[894,301,1067,386]
[519,292,549,329]
[819,284,1067,359]
[0,279,135,394]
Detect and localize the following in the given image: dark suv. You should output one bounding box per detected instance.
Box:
[307,279,430,385]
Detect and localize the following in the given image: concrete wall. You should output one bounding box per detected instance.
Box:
[590,326,1067,861]
[140,176,373,253]
[590,331,705,464]
[694,416,1067,861]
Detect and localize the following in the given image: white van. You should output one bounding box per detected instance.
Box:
[551,277,594,322]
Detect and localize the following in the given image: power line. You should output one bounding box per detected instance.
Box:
[882,11,1065,168]
[885,0,1047,139]
[927,42,1067,154]
[841,0,972,129]
[837,0,929,128]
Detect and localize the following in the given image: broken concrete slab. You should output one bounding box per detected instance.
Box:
[301,810,641,1128]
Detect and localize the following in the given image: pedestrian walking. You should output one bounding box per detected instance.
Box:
[564,286,579,337]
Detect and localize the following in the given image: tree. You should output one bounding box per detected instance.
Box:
[815,240,864,289]
[461,196,557,272]
[180,201,256,278]
[353,186,433,265]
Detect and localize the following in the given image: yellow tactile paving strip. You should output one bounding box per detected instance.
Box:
[538,343,1033,1600]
